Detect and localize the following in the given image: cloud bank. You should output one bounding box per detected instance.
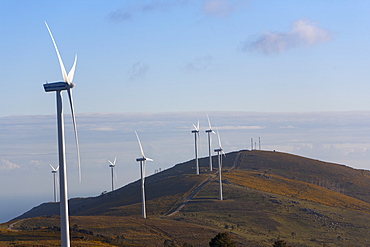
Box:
[1,159,20,170]
[244,19,332,54]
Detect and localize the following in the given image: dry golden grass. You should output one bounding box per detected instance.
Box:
[224,170,370,214]
[0,228,113,247]
[0,216,239,247]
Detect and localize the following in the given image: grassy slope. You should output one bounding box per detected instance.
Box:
[4,150,370,246]
[236,150,370,203]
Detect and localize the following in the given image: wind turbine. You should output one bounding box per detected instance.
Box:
[205,114,216,171]
[108,157,117,191]
[191,120,200,175]
[214,127,225,201]
[43,22,81,247]
[50,164,59,203]
[135,131,153,219]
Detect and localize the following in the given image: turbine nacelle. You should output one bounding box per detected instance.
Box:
[134,131,153,162]
[50,164,59,173]
[44,82,75,92]
[108,157,116,168]
[192,120,200,133]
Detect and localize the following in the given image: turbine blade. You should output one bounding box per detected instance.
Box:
[67,55,77,83]
[135,131,145,158]
[50,164,56,171]
[56,166,59,171]
[108,157,116,166]
[216,126,222,149]
[146,157,153,162]
[192,124,198,131]
[206,113,212,130]
[197,119,200,131]
[45,22,69,83]
[67,88,81,182]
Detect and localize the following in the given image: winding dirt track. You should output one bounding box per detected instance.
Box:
[165,174,216,217]
[165,152,241,217]
[6,218,26,231]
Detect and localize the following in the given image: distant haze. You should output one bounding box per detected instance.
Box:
[1,111,370,223]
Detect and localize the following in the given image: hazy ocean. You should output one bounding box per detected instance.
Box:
[0,195,49,223]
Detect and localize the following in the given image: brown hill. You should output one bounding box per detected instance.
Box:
[6,150,370,246]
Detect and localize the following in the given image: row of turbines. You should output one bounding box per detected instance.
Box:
[42,22,231,247]
[49,115,225,211]
[191,114,225,200]
[42,19,266,246]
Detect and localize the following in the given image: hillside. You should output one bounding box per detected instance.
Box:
[4,150,370,246]
[234,150,370,203]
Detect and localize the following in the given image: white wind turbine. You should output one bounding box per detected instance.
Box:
[135,131,153,219]
[108,157,117,191]
[205,114,216,171]
[50,164,59,203]
[214,127,225,201]
[43,22,81,247]
[191,120,200,175]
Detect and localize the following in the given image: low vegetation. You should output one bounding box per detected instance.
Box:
[3,150,370,246]
[223,170,370,214]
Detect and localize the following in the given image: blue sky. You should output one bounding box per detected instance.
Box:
[2,0,370,115]
[2,0,370,222]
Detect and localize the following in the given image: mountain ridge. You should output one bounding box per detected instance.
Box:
[14,150,370,219]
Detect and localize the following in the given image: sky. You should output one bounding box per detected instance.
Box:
[2,0,370,222]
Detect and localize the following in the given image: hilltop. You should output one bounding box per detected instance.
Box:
[3,150,370,246]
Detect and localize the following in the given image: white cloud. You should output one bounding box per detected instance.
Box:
[292,19,331,45]
[244,19,332,54]
[0,159,20,170]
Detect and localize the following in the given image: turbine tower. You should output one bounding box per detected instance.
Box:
[50,164,59,203]
[191,120,200,175]
[259,137,261,150]
[205,114,216,171]
[43,22,81,247]
[214,128,225,201]
[108,157,117,191]
[135,131,153,219]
